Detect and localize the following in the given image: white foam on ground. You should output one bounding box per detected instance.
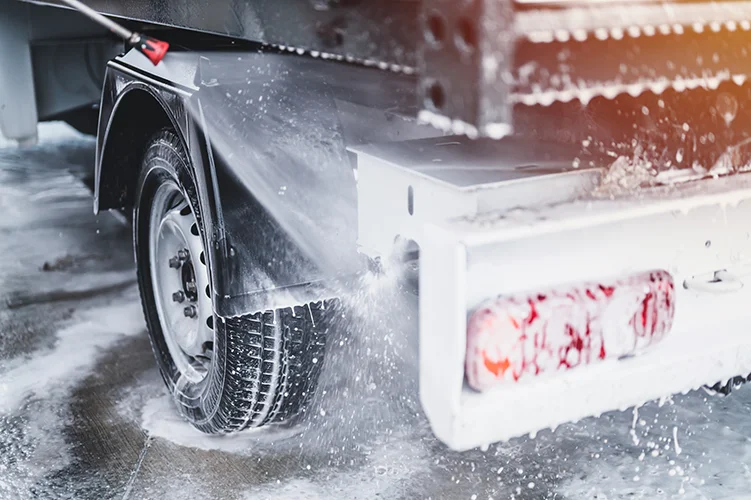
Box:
[0,121,141,497]
[559,387,751,499]
[141,394,302,453]
[0,288,144,498]
[0,293,144,413]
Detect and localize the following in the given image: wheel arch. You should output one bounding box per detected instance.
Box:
[94,83,185,213]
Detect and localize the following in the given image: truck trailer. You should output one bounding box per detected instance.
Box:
[4,0,751,451]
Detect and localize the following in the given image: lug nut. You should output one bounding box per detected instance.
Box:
[169,256,181,269]
[185,281,197,294]
[183,305,197,318]
[172,291,185,303]
[178,248,190,261]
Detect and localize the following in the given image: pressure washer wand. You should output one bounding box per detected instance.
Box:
[57,0,169,65]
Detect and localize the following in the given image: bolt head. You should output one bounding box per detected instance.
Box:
[169,256,181,269]
[172,291,185,303]
[183,305,197,318]
[185,281,197,293]
[178,248,190,261]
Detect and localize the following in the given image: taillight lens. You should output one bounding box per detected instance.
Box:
[466,270,675,391]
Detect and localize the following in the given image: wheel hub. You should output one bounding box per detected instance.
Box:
[180,259,198,301]
[149,182,214,383]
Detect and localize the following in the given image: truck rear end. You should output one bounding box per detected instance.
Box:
[355,135,751,449]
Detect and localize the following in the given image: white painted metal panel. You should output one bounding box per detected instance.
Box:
[355,137,751,450]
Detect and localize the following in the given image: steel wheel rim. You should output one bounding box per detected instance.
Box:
[149,180,214,384]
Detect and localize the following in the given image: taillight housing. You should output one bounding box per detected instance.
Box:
[466,270,675,391]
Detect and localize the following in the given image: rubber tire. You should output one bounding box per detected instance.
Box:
[134,129,331,433]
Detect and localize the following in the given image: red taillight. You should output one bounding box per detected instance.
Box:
[466,270,675,391]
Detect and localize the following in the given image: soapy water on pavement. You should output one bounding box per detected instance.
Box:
[0,124,149,498]
[0,298,145,498]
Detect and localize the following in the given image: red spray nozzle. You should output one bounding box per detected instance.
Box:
[133,34,170,66]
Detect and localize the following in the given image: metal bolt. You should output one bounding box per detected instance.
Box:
[172,291,185,303]
[183,305,197,318]
[178,248,190,261]
[169,256,181,269]
[185,281,197,294]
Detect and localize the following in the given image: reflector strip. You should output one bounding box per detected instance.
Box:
[466,270,675,391]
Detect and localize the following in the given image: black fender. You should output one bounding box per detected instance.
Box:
[95,50,237,316]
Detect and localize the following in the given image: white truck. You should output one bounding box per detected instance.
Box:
[4,0,751,451]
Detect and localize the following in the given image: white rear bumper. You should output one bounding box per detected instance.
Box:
[353,136,751,450]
